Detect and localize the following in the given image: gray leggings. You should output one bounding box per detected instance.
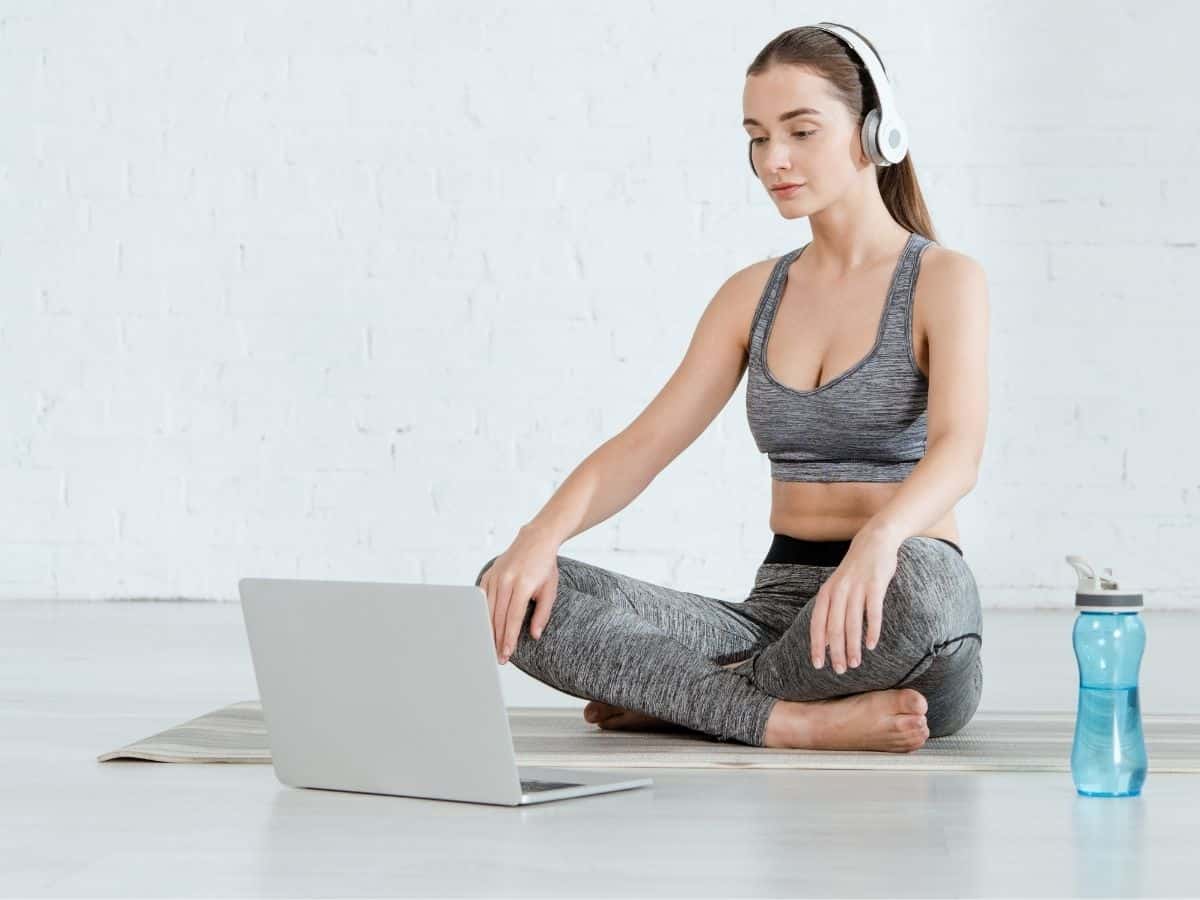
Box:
[473,535,983,747]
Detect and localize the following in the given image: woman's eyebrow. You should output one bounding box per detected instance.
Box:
[742,107,822,127]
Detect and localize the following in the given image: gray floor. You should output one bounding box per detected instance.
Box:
[4,597,1197,898]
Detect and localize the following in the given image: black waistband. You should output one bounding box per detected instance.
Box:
[763,533,963,566]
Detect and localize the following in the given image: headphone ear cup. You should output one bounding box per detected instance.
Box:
[860,107,884,166]
[876,113,908,164]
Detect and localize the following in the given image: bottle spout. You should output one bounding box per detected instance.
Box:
[1065,554,1120,591]
[1066,555,1142,610]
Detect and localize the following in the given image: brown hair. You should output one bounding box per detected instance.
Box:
[746,24,937,242]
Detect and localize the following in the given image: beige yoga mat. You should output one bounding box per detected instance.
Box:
[97,701,1200,772]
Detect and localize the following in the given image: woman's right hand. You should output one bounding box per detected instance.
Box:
[478,525,562,665]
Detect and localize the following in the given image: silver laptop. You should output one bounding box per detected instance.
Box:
[238,576,653,806]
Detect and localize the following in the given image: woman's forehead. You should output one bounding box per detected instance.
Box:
[743,67,836,109]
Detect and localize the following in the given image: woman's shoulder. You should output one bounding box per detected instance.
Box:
[917,241,986,287]
[707,254,794,355]
[713,254,789,322]
[727,252,792,305]
[911,242,989,336]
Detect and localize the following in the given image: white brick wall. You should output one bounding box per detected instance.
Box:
[3,1,1198,608]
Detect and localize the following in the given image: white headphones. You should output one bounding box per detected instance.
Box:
[749,22,909,173]
[815,22,909,166]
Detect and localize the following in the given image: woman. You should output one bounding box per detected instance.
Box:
[473,23,989,751]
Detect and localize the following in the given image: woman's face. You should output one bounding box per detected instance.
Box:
[742,65,867,218]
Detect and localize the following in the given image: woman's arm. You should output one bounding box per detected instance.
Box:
[860,249,990,545]
[813,250,990,673]
[518,429,664,545]
[521,263,766,546]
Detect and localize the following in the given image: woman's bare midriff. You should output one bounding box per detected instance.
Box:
[769,478,960,544]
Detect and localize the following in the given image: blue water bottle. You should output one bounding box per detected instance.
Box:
[1066,555,1148,797]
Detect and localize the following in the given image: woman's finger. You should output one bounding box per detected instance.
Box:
[493,570,514,657]
[825,585,848,673]
[845,587,866,668]
[809,585,830,669]
[499,577,536,662]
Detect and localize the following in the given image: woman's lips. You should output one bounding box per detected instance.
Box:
[771,184,805,197]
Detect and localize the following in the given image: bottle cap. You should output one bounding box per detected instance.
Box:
[1065,555,1144,611]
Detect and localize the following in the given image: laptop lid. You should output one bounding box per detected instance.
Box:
[238,577,525,805]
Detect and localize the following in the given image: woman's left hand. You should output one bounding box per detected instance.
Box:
[809,529,901,673]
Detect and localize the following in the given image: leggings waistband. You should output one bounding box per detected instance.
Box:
[763,533,963,566]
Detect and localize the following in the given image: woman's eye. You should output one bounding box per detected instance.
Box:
[750,131,815,145]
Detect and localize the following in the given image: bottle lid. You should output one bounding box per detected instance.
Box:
[1065,555,1143,610]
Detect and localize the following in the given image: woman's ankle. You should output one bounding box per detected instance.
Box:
[762,699,816,748]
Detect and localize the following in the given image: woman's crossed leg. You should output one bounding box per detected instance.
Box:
[472,536,982,748]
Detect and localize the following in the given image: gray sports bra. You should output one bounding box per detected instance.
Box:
[745,231,934,483]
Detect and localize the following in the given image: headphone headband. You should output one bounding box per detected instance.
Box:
[748,22,909,176]
[811,22,908,166]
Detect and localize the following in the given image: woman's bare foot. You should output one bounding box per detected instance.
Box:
[582,700,694,733]
[763,688,930,752]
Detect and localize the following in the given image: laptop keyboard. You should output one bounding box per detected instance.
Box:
[520,778,583,793]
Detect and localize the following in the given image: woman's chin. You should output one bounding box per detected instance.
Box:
[776,205,809,220]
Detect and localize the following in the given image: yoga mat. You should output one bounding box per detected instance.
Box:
[97,701,1200,772]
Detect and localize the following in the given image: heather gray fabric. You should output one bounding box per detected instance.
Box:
[746,231,935,483]
[473,535,983,747]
